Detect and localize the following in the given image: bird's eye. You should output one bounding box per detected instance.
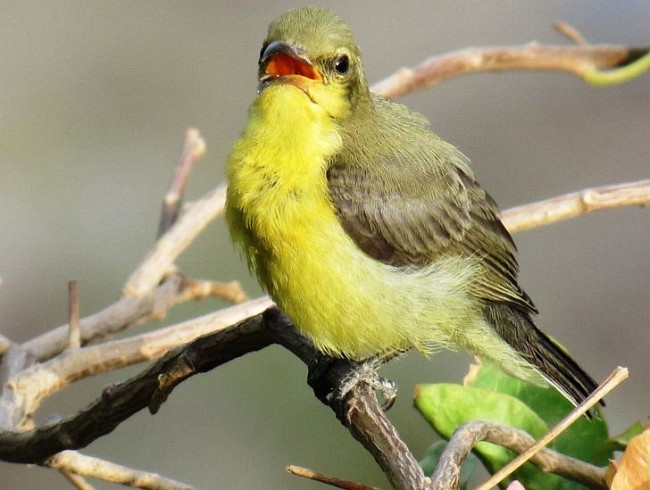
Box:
[334,54,350,74]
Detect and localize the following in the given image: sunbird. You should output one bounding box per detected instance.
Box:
[226,7,598,408]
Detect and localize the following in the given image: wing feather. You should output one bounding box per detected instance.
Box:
[327,150,537,315]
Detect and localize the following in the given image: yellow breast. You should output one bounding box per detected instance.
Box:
[226,84,488,360]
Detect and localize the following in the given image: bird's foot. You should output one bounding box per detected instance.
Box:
[307,353,398,412]
[335,359,398,411]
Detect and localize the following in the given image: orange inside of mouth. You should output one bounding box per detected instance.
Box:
[264,52,322,81]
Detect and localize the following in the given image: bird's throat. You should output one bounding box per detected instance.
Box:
[251,84,342,183]
[228,84,343,247]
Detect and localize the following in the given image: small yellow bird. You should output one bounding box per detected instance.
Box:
[226,7,598,407]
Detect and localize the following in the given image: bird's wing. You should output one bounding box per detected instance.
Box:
[327,151,538,315]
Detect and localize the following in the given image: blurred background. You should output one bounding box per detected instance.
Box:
[1,1,648,488]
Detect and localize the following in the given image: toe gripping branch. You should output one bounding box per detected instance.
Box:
[307,352,399,415]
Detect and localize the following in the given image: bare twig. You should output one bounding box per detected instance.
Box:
[287,464,383,490]
[158,129,206,238]
[179,277,247,304]
[68,280,80,350]
[23,272,236,363]
[343,384,429,490]
[3,310,423,490]
[47,451,193,490]
[553,22,589,45]
[476,367,629,490]
[501,180,650,233]
[59,469,95,490]
[371,44,648,99]
[24,276,184,361]
[432,421,608,490]
[123,184,227,298]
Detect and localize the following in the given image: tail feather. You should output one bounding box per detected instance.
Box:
[484,302,601,410]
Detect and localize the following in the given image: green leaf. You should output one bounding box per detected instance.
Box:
[465,360,613,466]
[464,360,574,425]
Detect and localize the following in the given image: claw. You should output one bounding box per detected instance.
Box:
[375,376,398,411]
[307,352,403,411]
[333,359,398,411]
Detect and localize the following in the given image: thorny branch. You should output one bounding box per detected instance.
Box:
[0,33,648,490]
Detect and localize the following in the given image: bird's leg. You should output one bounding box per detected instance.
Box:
[307,351,402,411]
[334,356,399,411]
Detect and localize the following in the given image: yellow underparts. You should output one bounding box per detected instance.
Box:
[227,82,545,385]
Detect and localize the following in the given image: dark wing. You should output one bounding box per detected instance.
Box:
[327,152,538,315]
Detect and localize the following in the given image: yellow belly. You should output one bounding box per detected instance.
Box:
[264,211,483,359]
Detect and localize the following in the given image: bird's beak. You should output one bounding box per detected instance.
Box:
[258,41,323,93]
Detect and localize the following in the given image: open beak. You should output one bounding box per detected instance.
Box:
[258,41,323,93]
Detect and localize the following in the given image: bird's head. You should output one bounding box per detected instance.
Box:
[257,7,369,119]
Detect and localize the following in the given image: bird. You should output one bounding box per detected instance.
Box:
[225,6,599,409]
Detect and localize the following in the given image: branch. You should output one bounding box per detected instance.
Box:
[47,451,193,490]
[158,129,206,239]
[477,367,628,489]
[59,471,95,490]
[17,130,235,365]
[287,464,383,490]
[502,179,650,233]
[22,273,241,363]
[553,22,589,46]
[371,44,650,99]
[0,311,276,464]
[67,280,81,350]
[0,308,628,490]
[123,184,227,298]
[8,296,272,428]
[340,383,428,490]
[431,421,607,490]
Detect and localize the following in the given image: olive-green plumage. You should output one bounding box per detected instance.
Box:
[226,7,598,408]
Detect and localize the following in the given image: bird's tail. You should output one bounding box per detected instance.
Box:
[484,303,601,410]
